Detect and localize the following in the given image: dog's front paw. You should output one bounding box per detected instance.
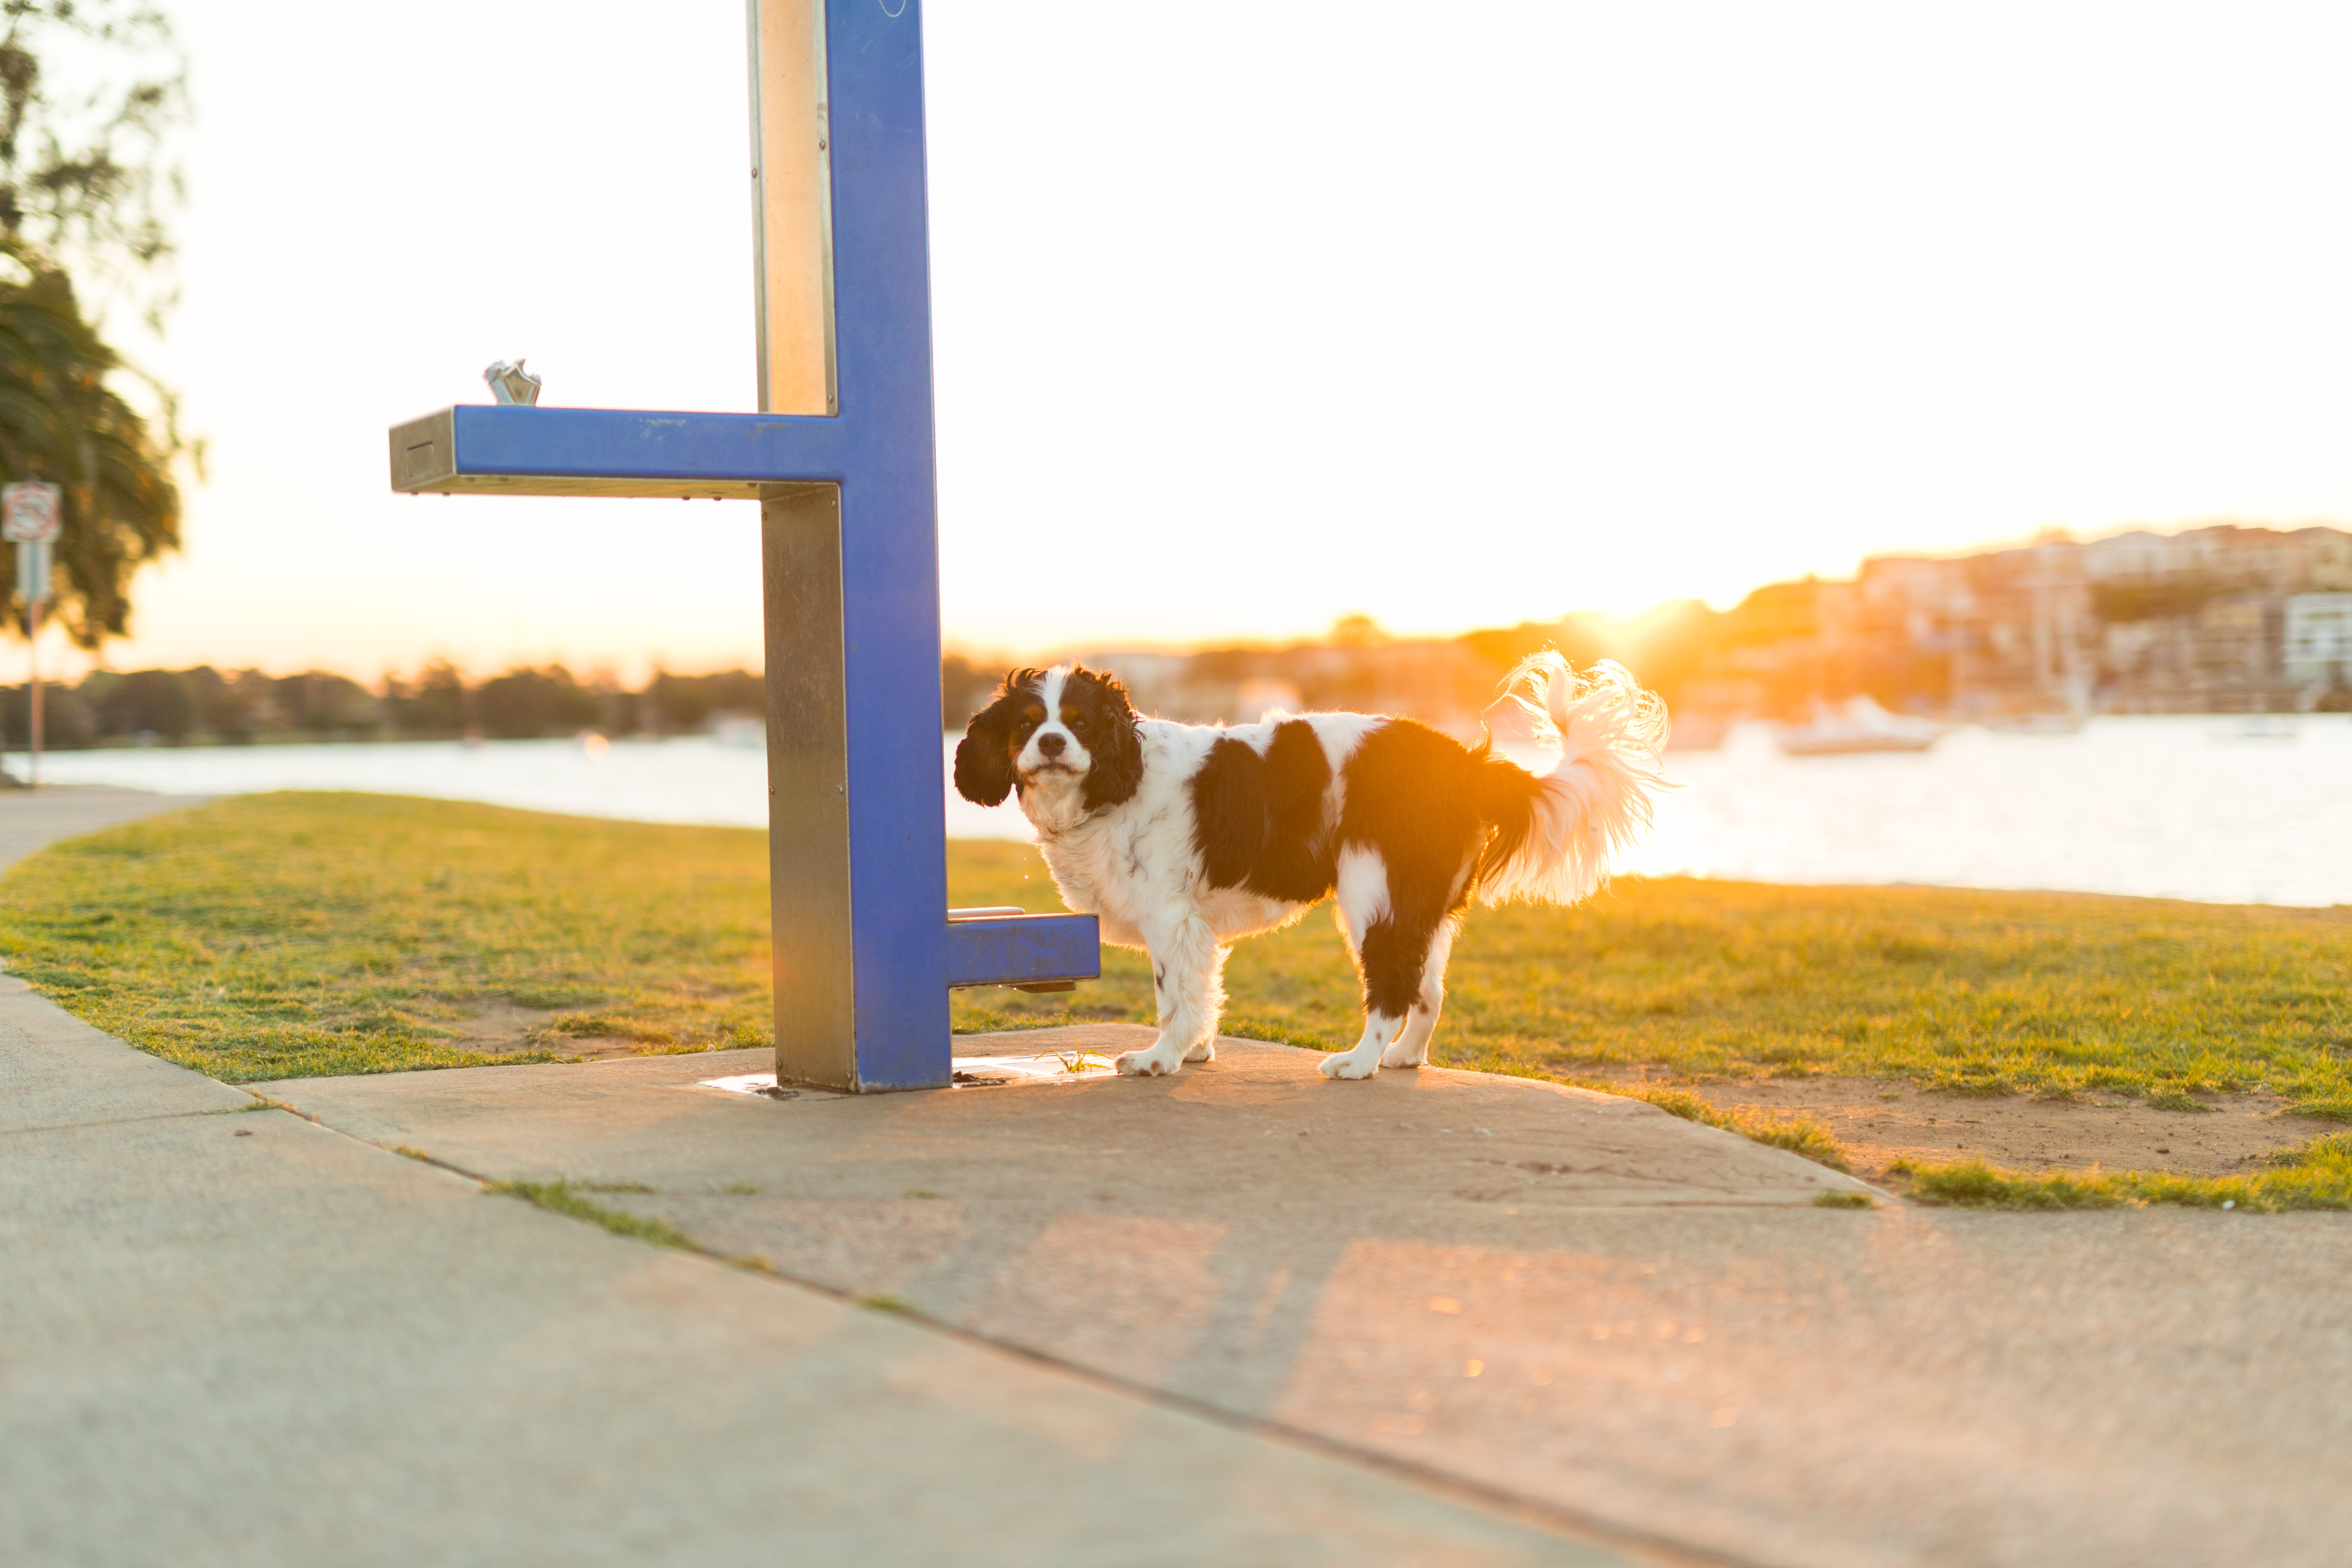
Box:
[1184,1039,1216,1063]
[1116,1047,1184,1077]
[1319,1051,1379,1080]
[1380,1040,1427,1069]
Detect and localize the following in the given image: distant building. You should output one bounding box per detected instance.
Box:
[2078,528,2215,581]
[2284,593,2352,696]
[1829,523,2352,716]
[1028,522,2352,730]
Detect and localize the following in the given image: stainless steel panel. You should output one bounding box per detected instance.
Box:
[762,482,858,1089]
[387,409,456,492]
[747,0,838,416]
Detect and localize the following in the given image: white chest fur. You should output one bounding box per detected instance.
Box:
[1018,726,1318,951]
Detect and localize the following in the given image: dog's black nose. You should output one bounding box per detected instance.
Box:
[1037,732,1067,758]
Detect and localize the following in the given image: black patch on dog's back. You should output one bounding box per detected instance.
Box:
[1255,720,1337,899]
[1191,738,1266,886]
[1191,719,1336,903]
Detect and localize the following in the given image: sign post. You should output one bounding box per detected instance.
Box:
[4,481,59,788]
[386,1,1099,1092]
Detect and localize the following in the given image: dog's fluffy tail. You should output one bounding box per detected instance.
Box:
[1470,653,1670,906]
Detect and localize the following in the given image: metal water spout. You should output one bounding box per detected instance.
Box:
[482,359,543,406]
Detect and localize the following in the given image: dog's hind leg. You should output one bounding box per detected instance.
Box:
[1381,919,1456,1070]
[1322,846,1442,1081]
[1116,915,1224,1078]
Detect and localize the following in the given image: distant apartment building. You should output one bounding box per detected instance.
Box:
[1008,523,2352,734]
[1837,524,2352,715]
[2284,593,2352,696]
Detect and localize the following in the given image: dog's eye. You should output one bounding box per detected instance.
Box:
[1070,716,1089,731]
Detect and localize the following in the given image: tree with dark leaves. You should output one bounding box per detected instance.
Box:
[0,0,188,650]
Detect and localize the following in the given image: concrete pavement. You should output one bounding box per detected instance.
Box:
[0,783,215,875]
[9,789,2351,1566]
[272,1029,2352,1568]
[0,791,1650,1568]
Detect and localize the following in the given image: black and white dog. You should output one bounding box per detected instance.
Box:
[953,653,1668,1080]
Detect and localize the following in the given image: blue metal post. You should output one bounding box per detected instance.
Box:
[386,0,1098,1091]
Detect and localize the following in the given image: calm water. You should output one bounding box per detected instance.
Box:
[13,715,2349,907]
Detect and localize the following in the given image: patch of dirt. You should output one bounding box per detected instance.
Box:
[1582,1068,2341,1179]
[443,998,643,1060]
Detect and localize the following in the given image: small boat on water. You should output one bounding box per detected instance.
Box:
[1987,711,2087,737]
[2210,715,2300,743]
[1776,696,1941,756]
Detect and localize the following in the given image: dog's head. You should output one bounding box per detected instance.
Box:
[954,663,1144,813]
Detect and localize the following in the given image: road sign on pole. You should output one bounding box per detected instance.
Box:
[14,538,50,603]
[7,489,57,789]
[386,1,1099,1091]
[3,481,61,544]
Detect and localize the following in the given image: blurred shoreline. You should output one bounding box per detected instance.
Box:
[12,716,2346,910]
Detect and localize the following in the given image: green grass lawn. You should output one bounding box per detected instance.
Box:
[0,793,775,1079]
[8,790,2348,1208]
[3,793,2348,1125]
[948,838,2352,1120]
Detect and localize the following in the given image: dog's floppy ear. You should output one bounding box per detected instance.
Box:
[1073,665,1146,811]
[953,669,1040,807]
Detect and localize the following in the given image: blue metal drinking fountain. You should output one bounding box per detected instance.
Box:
[387,1,1098,1091]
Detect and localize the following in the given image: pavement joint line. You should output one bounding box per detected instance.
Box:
[382,1140,517,1189]
[259,1097,1761,1568]
[0,1101,286,1140]
[755,1272,1769,1568]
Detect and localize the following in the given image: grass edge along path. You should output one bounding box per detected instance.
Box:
[1621,1086,1851,1171]
[5,793,2349,1213]
[1887,1132,2352,1211]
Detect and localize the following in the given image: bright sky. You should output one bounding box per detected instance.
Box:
[37,0,2352,681]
